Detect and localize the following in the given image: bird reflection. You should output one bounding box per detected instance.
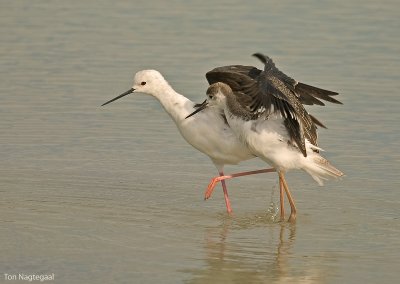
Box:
[184,213,324,284]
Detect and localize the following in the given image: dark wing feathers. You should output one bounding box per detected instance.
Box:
[295,82,342,105]
[206,65,261,88]
[206,66,341,107]
[309,114,327,129]
[206,54,341,157]
[296,93,326,106]
[262,59,319,155]
[255,53,342,105]
[261,55,297,89]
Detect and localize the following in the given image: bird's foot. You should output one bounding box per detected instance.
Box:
[288,212,296,223]
[204,175,229,200]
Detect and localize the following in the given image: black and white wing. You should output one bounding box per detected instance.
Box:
[206,61,341,108]
[252,54,317,156]
[205,54,341,156]
[252,53,342,106]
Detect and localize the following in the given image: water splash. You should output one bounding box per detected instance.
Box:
[266,181,279,221]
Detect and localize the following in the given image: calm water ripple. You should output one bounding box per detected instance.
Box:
[1,1,399,283]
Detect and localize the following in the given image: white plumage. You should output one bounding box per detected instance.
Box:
[203,82,344,221]
[228,113,341,185]
[102,53,343,220]
[102,70,275,214]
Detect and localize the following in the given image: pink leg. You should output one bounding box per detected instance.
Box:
[204,168,276,200]
[279,175,285,220]
[279,172,297,222]
[219,172,233,214]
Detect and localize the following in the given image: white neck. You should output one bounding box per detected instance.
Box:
[150,82,193,124]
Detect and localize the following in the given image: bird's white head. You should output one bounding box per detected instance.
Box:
[101,69,170,106]
[132,70,168,95]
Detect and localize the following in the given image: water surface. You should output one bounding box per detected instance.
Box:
[1,1,399,283]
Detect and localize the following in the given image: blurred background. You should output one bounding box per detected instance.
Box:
[1,1,399,283]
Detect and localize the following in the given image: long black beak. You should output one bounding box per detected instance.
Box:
[185,100,208,119]
[101,88,134,106]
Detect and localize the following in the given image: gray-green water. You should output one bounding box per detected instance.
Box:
[1,1,399,283]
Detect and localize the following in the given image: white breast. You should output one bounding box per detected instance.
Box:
[225,112,304,170]
[178,107,255,165]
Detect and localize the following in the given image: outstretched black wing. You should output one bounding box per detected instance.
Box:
[205,53,341,156]
[253,54,317,156]
[206,65,341,107]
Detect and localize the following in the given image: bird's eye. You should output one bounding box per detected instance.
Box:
[208,94,213,99]
[141,82,146,86]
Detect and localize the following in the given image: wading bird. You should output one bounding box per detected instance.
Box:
[187,53,343,221]
[102,53,341,217]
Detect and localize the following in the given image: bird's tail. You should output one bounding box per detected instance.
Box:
[302,153,344,186]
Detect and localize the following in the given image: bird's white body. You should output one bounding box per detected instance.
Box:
[102,69,267,214]
[226,113,323,183]
[103,57,343,219]
[181,109,255,166]
[210,87,343,186]
[130,70,255,169]
[228,114,300,167]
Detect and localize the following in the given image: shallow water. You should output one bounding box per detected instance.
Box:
[1,1,399,283]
